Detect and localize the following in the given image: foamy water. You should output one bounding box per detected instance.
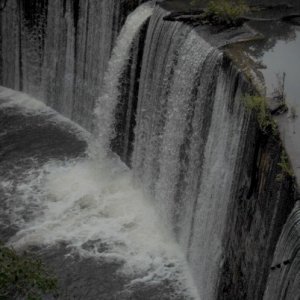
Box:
[1,87,200,299]
[9,153,198,297]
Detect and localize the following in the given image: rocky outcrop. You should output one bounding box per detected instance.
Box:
[217,121,296,299]
[264,201,300,299]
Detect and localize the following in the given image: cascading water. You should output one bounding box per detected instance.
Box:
[93,2,154,151]
[186,65,247,299]
[132,6,249,299]
[42,0,125,127]
[0,0,144,130]
[132,8,193,197]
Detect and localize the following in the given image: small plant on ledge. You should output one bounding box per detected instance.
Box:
[0,244,58,300]
[244,94,277,135]
[165,0,250,27]
[205,0,249,26]
[276,150,294,181]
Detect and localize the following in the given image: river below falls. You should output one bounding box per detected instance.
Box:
[0,87,200,300]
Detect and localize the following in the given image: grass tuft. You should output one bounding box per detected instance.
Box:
[0,244,58,300]
[244,94,277,134]
[276,151,294,181]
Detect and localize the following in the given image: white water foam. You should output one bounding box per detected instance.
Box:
[1,87,200,298]
[8,153,199,298]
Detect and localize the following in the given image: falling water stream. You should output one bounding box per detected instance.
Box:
[93,2,154,151]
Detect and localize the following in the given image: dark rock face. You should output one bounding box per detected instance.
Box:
[217,122,296,299]
[160,0,300,11]
[247,0,300,10]
[264,201,300,299]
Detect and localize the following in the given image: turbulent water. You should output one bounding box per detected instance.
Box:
[0,86,199,299]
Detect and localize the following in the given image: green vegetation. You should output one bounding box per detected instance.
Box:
[277,151,294,181]
[207,0,249,19]
[244,94,277,134]
[0,244,57,300]
[205,0,249,25]
[188,0,249,26]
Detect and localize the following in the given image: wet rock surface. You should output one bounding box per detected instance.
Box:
[217,119,296,299]
[264,201,300,300]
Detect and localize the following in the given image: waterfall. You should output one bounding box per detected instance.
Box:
[132,6,248,299]
[93,2,154,151]
[89,7,248,297]
[132,7,192,195]
[186,65,247,299]
[1,1,299,299]
[42,0,125,128]
[0,0,144,130]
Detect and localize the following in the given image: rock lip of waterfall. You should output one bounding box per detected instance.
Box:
[160,0,300,11]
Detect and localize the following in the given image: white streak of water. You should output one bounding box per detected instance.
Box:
[93,2,154,151]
